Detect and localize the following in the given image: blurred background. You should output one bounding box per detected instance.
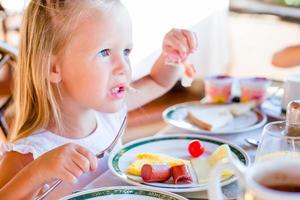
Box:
[0,0,299,81]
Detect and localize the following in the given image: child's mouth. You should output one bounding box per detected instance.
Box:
[110,84,126,99]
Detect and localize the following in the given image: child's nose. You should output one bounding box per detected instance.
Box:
[113,58,130,75]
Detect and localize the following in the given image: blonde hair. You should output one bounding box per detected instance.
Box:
[11,0,120,141]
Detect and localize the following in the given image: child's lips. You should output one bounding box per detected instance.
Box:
[109,83,126,99]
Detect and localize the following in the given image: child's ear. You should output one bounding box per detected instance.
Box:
[49,55,62,83]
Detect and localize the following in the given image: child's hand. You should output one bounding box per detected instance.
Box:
[33,143,98,184]
[162,28,198,63]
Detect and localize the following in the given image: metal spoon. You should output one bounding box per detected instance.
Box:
[245,138,259,147]
[35,115,127,200]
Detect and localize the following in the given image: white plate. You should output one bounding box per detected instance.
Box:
[162,101,267,134]
[108,134,250,193]
[60,186,187,200]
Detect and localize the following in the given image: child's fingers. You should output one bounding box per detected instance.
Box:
[71,152,91,173]
[164,36,188,55]
[60,168,78,184]
[163,46,182,63]
[172,30,189,52]
[65,160,84,180]
[75,145,98,171]
[181,30,198,53]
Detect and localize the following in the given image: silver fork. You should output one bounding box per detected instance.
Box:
[35,115,127,200]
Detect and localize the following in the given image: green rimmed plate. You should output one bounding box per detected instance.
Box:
[162,101,267,134]
[108,134,250,193]
[60,186,187,200]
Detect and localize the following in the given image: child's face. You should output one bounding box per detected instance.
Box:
[56,5,132,113]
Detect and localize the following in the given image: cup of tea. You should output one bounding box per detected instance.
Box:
[239,77,271,104]
[208,156,300,200]
[282,75,300,111]
[204,75,233,103]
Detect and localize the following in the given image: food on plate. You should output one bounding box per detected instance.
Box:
[171,164,193,184]
[190,157,210,183]
[141,163,193,184]
[208,144,233,167]
[187,108,234,131]
[188,140,205,158]
[191,144,234,183]
[128,153,192,184]
[228,101,256,116]
[141,164,171,182]
[127,153,189,176]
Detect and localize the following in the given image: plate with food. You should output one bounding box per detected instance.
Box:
[61,186,187,200]
[108,134,250,193]
[162,101,267,134]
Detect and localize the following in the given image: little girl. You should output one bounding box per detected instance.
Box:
[0,0,197,199]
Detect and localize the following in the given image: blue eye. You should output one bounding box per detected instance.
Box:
[123,49,131,56]
[98,49,110,57]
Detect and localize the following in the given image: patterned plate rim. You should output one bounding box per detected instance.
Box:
[60,186,187,200]
[162,101,267,134]
[108,134,250,193]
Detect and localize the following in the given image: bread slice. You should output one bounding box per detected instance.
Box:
[187,107,233,131]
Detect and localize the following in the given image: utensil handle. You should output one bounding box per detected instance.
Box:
[208,158,246,200]
[35,179,62,200]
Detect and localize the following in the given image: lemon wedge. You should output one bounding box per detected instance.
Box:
[208,144,232,166]
[208,144,233,177]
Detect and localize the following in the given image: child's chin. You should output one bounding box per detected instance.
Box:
[96,102,125,113]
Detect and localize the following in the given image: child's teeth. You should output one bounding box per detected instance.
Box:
[112,87,119,94]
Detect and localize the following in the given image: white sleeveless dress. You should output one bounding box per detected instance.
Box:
[0,107,127,196]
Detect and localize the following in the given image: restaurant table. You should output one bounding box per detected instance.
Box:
[84,117,276,200]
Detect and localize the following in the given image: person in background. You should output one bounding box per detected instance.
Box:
[0,0,197,199]
[272,44,300,68]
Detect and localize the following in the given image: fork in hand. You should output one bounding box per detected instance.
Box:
[35,115,127,200]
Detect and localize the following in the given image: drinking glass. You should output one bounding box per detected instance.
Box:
[255,121,300,162]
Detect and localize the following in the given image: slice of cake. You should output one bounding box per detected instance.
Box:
[187,107,233,131]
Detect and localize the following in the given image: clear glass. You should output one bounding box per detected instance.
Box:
[255,121,300,162]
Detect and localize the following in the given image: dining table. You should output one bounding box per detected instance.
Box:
[83,97,282,200]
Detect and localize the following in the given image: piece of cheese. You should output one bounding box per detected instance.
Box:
[187,108,233,131]
[191,144,234,183]
[127,153,189,176]
[190,158,210,183]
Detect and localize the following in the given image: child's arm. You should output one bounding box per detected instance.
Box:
[0,153,44,200]
[127,29,197,111]
[272,45,300,68]
[0,143,98,199]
